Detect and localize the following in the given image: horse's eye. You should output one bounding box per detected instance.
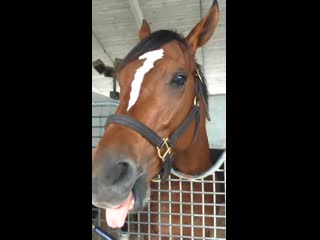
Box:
[171,74,187,87]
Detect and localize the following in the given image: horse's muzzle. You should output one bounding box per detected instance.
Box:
[92,149,149,209]
[92,151,137,204]
[92,150,150,228]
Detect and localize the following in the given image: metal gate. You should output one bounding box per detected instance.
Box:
[92,100,226,240]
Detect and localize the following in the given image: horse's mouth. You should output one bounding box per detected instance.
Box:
[104,191,135,228]
[94,174,150,229]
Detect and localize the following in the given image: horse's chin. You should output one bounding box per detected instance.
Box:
[130,174,150,213]
[104,174,150,228]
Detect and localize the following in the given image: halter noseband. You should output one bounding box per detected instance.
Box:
[104,67,208,182]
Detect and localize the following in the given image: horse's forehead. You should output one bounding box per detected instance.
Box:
[121,41,190,77]
[162,41,188,60]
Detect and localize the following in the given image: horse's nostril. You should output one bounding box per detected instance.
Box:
[110,161,135,185]
[113,162,127,184]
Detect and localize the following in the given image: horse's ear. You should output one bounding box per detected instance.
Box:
[185,0,219,55]
[139,19,151,41]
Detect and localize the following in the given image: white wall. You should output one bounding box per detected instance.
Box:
[206,94,226,149]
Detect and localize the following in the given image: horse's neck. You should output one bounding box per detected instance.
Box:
[173,102,212,175]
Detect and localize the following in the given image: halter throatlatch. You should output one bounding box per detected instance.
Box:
[104,66,208,182]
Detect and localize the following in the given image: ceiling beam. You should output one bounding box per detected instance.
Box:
[128,0,144,29]
[92,30,114,65]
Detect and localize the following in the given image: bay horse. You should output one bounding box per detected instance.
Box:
[93,0,223,239]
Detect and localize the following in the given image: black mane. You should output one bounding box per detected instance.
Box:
[119,30,209,106]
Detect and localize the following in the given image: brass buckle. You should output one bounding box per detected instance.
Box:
[152,138,171,183]
[195,67,204,83]
[156,138,171,162]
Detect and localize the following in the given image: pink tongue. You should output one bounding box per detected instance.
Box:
[106,191,134,228]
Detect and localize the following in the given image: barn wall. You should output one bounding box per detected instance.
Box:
[206,94,226,149]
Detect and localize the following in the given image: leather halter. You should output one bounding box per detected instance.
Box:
[104,67,209,182]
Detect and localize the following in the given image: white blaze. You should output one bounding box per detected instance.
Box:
[127,49,164,111]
